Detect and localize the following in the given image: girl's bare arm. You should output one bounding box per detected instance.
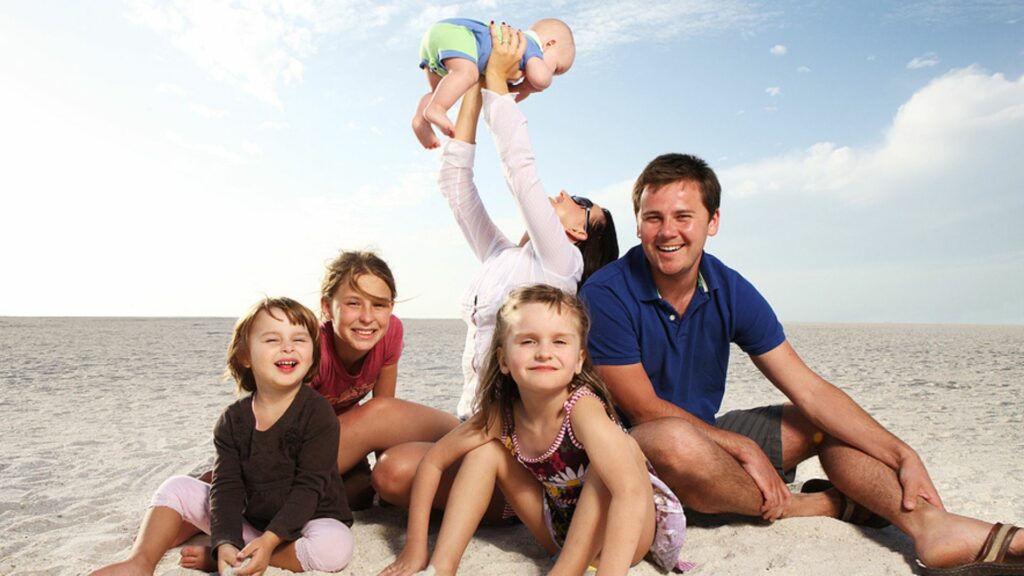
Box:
[571,396,653,574]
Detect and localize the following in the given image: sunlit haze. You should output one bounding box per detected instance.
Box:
[2,1,1022,323]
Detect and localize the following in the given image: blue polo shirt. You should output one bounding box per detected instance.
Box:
[579,246,786,425]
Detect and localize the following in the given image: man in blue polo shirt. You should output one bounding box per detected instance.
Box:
[579,153,1023,571]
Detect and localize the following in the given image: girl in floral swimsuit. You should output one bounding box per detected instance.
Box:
[380,285,690,576]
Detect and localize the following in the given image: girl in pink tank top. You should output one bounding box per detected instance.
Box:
[314,251,458,509]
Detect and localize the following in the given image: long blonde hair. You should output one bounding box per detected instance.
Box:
[469,284,617,431]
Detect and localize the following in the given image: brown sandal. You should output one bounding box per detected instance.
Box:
[919,523,1024,575]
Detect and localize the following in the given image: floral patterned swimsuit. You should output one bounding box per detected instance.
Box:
[501,387,694,572]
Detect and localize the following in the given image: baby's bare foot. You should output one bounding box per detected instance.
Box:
[179,545,217,572]
[412,114,440,149]
[423,104,454,139]
[88,558,151,576]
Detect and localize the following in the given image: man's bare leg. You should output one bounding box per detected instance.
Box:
[818,438,1024,569]
[631,416,833,518]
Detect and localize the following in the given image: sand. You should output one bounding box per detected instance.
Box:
[1,320,1022,575]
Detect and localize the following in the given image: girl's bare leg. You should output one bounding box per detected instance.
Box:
[89,506,186,576]
[372,442,508,523]
[337,397,458,473]
[269,542,303,572]
[429,441,554,576]
[551,473,656,576]
[342,456,375,511]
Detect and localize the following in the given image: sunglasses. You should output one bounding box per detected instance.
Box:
[571,195,593,237]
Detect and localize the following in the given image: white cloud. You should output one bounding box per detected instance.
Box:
[125,0,410,106]
[157,82,190,97]
[405,4,461,34]
[766,86,781,96]
[189,103,229,119]
[770,44,787,56]
[907,52,940,69]
[241,141,261,156]
[571,0,772,54]
[125,0,320,106]
[165,130,247,163]
[723,68,1024,200]
[714,68,1024,322]
[126,1,772,101]
[259,120,289,131]
[350,161,439,210]
[889,1,1024,24]
[798,65,811,73]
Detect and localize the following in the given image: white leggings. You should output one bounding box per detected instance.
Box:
[150,475,353,572]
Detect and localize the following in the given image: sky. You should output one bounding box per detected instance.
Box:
[2,1,1022,323]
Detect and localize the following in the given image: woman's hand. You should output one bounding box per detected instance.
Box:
[485,22,526,94]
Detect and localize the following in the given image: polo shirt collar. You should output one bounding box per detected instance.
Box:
[626,245,713,303]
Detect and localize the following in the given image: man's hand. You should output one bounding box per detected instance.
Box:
[734,438,791,521]
[897,450,944,512]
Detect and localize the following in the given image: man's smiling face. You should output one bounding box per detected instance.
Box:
[637,179,720,284]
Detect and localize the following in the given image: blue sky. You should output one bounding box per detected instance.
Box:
[2,1,1022,323]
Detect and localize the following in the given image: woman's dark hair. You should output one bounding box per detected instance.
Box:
[577,206,618,288]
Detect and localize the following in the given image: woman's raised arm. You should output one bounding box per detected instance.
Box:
[453,81,483,144]
[481,22,582,280]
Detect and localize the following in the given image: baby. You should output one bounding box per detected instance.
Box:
[414,18,575,149]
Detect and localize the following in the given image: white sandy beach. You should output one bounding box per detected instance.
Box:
[1,319,1022,575]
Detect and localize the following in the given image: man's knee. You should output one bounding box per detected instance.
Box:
[632,418,710,473]
[780,403,824,466]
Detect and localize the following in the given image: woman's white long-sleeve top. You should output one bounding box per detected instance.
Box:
[440,90,583,420]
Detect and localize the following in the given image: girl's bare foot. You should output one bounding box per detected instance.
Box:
[179,545,218,572]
